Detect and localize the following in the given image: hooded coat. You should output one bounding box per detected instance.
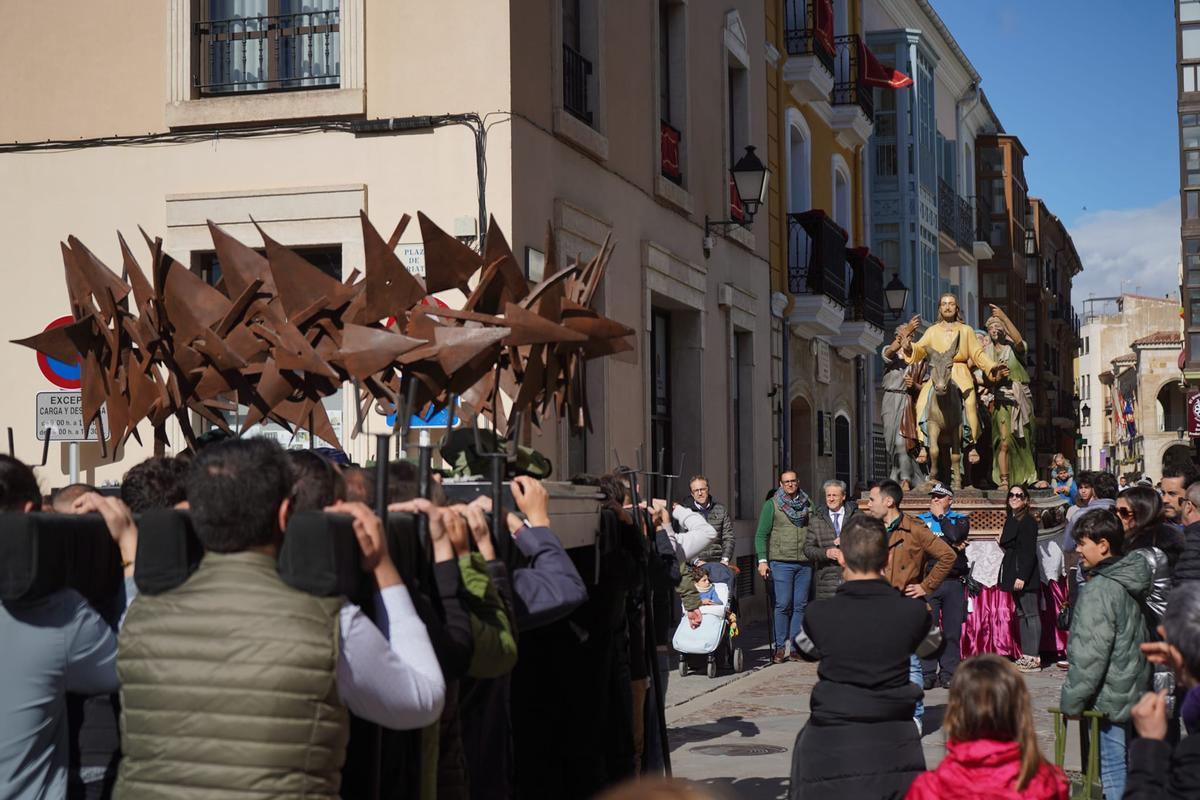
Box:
[1059,554,1152,722]
[905,739,1068,799]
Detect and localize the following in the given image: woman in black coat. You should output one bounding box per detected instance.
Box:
[999,485,1041,672]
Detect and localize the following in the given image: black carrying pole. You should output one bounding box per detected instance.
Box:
[472,413,517,566]
[619,448,672,777]
[365,432,389,800]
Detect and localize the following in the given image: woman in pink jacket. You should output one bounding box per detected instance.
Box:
[907,655,1068,800]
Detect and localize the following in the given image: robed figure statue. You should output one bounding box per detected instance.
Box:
[897,293,1008,489]
[978,305,1036,491]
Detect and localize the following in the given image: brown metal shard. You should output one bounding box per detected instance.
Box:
[336,324,426,379]
[257,225,355,319]
[207,220,278,299]
[361,211,426,323]
[418,212,480,294]
[432,326,510,376]
[500,302,588,347]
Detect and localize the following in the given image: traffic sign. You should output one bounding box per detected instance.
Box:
[386,401,459,431]
[36,316,81,389]
[35,392,109,442]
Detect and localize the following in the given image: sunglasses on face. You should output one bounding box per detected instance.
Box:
[1115,507,1135,519]
[1008,492,1027,500]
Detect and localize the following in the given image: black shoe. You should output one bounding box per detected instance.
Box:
[937,672,954,689]
[922,675,936,691]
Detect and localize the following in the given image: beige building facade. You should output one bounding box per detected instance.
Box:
[0,0,774,578]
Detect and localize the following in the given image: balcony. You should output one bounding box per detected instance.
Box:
[194,9,341,95]
[830,247,886,357]
[937,179,974,267]
[967,193,995,261]
[829,35,874,148]
[782,0,835,103]
[1053,390,1077,429]
[660,121,682,185]
[563,44,593,125]
[787,210,848,339]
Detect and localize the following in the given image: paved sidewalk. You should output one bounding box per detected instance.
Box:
[666,654,1077,800]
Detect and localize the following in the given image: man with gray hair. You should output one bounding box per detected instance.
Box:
[804,479,858,600]
[1126,581,1200,794]
[1173,481,1200,584]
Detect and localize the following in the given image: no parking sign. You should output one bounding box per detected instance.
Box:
[35,316,82,389]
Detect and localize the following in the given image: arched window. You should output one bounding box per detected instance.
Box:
[786,109,811,214]
[834,413,851,488]
[832,154,852,243]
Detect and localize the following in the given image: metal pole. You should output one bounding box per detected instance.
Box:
[69,442,79,484]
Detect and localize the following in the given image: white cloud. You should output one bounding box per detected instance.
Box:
[1069,199,1181,305]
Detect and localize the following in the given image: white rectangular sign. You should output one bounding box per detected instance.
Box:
[35,392,109,442]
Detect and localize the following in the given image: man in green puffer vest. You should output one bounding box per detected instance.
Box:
[1061,508,1153,800]
[755,470,814,665]
[116,438,446,799]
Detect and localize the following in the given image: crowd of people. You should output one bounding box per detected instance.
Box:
[760,459,1200,799]
[0,439,728,800]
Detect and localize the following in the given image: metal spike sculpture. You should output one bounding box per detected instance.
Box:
[13,212,633,455]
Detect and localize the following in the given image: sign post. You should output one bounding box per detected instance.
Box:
[34,392,109,483]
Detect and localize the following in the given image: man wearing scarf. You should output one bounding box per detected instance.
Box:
[755,470,813,664]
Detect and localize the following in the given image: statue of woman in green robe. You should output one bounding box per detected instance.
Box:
[980,305,1036,491]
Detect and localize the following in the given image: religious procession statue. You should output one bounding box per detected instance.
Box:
[880,329,927,490]
[976,304,1036,491]
[896,293,1009,490]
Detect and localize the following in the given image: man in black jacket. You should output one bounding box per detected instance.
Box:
[1126,582,1200,798]
[1175,481,1200,585]
[915,482,970,689]
[790,514,932,799]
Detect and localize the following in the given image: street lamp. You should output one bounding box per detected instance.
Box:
[704,145,771,256]
[884,273,909,319]
[1072,393,1081,418]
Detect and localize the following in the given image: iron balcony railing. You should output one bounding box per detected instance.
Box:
[660,121,682,185]
[194,9,340,95]
[832,34,873,121]
[937,179,975,250]
[787,211,849,304]
[783,0,835,75]
[562,44,593,125]
[846,248,885,328]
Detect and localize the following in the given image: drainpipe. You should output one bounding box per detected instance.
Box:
[955,83,982,197]
[772,292,791,472]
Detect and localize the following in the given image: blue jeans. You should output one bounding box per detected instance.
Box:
[1098,720,1128,799]
[770,561,813,649]
[909,653,924,723]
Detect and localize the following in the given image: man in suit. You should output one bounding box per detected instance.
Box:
[805,479,858,600]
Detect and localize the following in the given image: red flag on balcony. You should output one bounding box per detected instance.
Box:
[813,0,835,56]
[858,38,913,89]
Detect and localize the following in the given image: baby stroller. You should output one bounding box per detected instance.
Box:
[673,561,744,679]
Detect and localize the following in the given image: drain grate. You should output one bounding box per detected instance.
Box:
[689,744,788,757]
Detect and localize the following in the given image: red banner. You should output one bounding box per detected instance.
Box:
[859,38,913,89]
[1188,390,1200,438]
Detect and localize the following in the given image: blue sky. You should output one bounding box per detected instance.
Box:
[932,0,1181,302]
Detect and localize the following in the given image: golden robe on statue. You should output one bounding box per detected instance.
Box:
[902,322,998,450]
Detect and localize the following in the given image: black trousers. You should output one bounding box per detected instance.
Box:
[921,578,966,679]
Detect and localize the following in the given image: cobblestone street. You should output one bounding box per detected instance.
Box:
[666,626,1079,800]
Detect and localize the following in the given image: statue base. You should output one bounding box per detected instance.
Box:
[860,487,1068,539]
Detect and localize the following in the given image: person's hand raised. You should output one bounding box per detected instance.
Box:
[511,476,550,528]
[329,501,401,589]
[444,509,471,558]
[1130,690,1169,741]
[72,493,138,576]
[389,498,454,563]
[455,502,497,562]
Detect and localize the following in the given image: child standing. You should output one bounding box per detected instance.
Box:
[906,654,1068,799]
[1060,509,1152,800]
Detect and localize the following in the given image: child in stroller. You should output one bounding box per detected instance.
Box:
[673,563,744,678]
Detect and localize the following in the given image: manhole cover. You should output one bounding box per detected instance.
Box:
[689,744,788,757]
